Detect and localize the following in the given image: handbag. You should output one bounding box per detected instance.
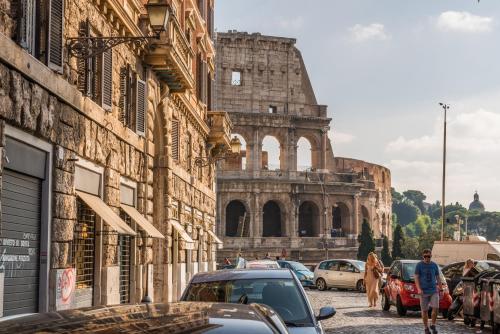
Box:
[373,267,381,279]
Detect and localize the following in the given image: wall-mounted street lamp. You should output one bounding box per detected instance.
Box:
[67,0,170,59]
[194,136,242,167]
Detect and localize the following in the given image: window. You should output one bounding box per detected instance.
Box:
[73,200,96,291]
[186,133,192,171]
[118,67,146,135]
[231,71,241,86]
[269,105,277,113]
[198,145,203,181]
[327,261,339,271]
[172,119,180,161]
[196,54,207,103]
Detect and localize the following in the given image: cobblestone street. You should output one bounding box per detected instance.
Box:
[307,289,485,334]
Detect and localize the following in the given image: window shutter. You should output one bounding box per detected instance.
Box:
[17,0,36,55]
[196,54,203,101]
[119,66,129,126]
[172,120,179,161]
[202,61,208,104]
[135,77,146,136]
[47,0,64,72]
[101,49,113,111]
[77,21,91,96]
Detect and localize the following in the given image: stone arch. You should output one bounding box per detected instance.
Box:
[381,212,388,237]
[226,133,248,171]
[262,200,283,237]
[332,202,350,237]
[225,200,249,237]
[361,205,370,226]
[262,135,282,170]
[299,201,320,237]
[296,137,312,171]
[294,131,321,170]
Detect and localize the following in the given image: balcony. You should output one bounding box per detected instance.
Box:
[146,12,194,93]
[206,111,232,149]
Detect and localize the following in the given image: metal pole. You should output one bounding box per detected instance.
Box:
[440,103,449,241]
[465,215,468,238]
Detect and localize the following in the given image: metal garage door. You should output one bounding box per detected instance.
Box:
[1,169,41,316]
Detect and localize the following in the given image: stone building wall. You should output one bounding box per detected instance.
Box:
[0,0,224,317]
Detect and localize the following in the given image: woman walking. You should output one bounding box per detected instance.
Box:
[364,252,384,307]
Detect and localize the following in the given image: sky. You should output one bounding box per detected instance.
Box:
[215,0,500,211]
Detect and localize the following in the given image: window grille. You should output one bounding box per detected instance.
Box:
[119,212,132,304]
[73,199,96,290]
[231,71,241,86]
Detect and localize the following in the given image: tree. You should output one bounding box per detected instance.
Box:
[418,227,440,254]
[357,221,375,261]
[403,190,427,213]
[381,235,392,266]
[393,201,421,226]
[402,237,420,259]
[391,188,404,202]
[392,224,405,259]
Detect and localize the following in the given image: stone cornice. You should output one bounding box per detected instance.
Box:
[171,94,210,138]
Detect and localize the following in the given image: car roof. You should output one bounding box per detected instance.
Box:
[190,269,294,283]
[320,259,365,263]
[0,302,286,334]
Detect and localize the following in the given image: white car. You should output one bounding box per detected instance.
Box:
[245,259,280,269]
[313,259,366,292]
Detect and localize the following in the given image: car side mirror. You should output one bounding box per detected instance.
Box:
[316,306,336,321]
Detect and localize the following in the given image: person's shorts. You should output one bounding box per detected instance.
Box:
[420,293,439,311]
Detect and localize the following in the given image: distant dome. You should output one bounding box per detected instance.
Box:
[469,191,485,212]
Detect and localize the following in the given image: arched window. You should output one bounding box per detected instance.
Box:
[262,136,281,170]
[227,134,247,171]
[297,137,312,171]
[299,201,319,237]
[332,203,350,237]
[225,200,248,237]
[263,201,282,237]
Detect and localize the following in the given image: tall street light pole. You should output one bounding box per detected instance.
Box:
[439,103,450,241]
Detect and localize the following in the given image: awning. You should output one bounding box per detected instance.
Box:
[170,220,194,250]
[76,191,136,236]
[121,204,165,239]
[207,230,223,249]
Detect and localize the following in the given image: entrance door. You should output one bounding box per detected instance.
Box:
[1,169,41,316]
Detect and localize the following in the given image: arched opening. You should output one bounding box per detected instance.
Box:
[263,201,282,237]
[226,133,247,171]
[381,213,387,237]
[225,200,248,237]
[332,202,350,237]
[296,137,312,171]
[361,205,370,226]
[299,201,319,237]
[262,135,281,170]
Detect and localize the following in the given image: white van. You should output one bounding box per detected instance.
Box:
[432,236,500,266]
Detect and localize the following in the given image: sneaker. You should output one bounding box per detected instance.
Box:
[424,328,431,334]
[430,325,438,334]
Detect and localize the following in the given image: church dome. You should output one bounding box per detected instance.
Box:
[469,191,485,212]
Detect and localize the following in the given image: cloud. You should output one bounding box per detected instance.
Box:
[437,11,493,33]
[330,131,355,144]
[277,16,304,31]
[349,23,390,42]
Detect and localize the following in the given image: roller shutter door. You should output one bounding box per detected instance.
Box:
[1,169,41,316]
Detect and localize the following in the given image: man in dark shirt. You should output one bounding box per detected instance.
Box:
[415,249,442,334]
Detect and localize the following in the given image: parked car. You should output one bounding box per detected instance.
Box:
[441,260,500,293]
[246,259,281,269]
[0,302,290,334]
[181,269,336,334]
[278,260,315,288]
[313,259,366,292]
[382,260,452,317]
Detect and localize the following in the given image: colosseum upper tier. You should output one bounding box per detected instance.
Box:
[214,31,392,262]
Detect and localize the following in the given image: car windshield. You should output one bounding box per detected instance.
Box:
[403,263,446,283]
[353,261,365,271]
[289,262,309,271]
[183,278,313,325]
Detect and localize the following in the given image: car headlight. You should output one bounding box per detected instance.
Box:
[404,284,415,292]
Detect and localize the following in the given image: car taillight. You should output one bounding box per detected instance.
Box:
[404,284,414,292]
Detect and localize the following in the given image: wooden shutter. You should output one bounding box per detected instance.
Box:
[17,0,36,55]
[135,77,146,136]
[202,61,208,104]
[119,66,129,126]
[101,49,113,111]
[77,21,91,96]
[47,0,64,72]
[171,120,179,161]
[196,54,203,101]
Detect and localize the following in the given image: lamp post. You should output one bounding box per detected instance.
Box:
[439,103,450,241]
[455,214,460,241]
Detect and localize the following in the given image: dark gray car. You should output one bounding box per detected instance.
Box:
[181,269,336,334]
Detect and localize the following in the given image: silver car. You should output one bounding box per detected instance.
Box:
[181,269,336,334]
[314,259,366,292]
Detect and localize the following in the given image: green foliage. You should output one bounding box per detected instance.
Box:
[381,235,392,266]
[402,237,420,259]
[393,201,421,226]
[403,190,427,213]
[417,226,441,254]
[467,212,500,241]
[392,224,405,260]
[357,221,375,261]
[391,188,403,202]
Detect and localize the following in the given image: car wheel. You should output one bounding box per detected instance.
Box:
[396,295,407,316]
[464,316,471,326]
[356,280,365,293]
[381,292,390,311]
[316,278,327,291]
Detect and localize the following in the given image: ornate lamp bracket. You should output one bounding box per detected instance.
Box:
[67,35,158,59]
[194,144,234,167]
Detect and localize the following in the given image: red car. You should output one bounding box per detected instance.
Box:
[382,260,452,317]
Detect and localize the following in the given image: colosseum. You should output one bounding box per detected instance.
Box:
[214,31,392,263]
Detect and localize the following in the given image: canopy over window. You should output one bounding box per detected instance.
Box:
[121,204,164,239]
[207,230,223,249]
[76,191,136,236]
[170,220,194,250]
